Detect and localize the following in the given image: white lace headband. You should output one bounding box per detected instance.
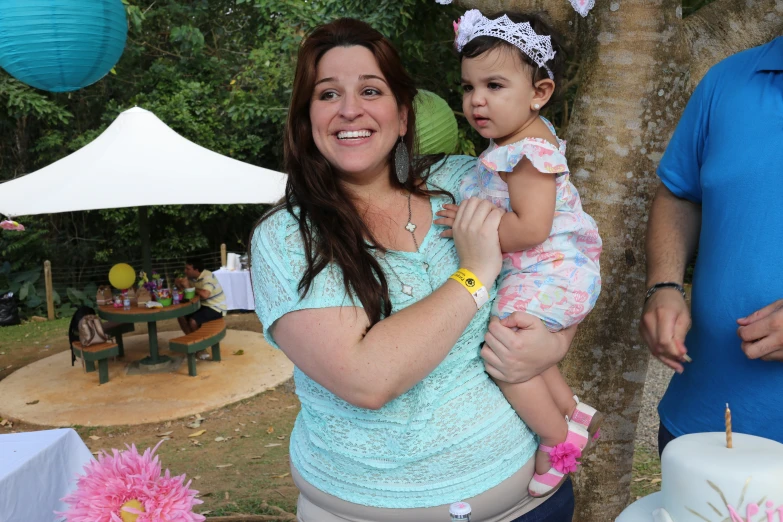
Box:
[453,10,556,80]
[436,0,595,19]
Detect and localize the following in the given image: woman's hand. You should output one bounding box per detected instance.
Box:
[444,198,504,287]
[481,312,574,383]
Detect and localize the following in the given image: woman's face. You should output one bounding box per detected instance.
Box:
[310,45,408,184]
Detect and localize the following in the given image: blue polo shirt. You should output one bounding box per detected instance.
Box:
[657,37,783,442]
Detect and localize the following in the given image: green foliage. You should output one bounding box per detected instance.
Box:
[0,0,715,280]
[0,0,464,277]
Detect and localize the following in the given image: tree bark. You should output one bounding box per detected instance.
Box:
[684,0,783,87]
[555,2,691,519]
[455,0,783,520]
[454,0,575,33]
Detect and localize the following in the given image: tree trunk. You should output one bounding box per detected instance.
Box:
[459,3,690,520]
[684,0,783,87]
[554,2,690,519]
[456,0,783,519]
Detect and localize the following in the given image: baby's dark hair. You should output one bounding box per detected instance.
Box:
[459,11,565,109]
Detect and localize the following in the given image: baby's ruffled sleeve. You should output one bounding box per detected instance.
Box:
[481,141,569,175]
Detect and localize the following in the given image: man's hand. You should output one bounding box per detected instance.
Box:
[737,299,783,361]
[640,289,691,373]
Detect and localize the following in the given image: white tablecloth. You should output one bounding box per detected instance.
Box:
[0,428,93,522]
[214,268,255,310]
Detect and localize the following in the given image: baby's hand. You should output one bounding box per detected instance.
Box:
[434,203,460,238]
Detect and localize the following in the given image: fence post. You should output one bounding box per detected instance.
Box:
[220,243,227,268]
[44,260,55,320]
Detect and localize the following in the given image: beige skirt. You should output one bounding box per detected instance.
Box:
[293,456,548,522]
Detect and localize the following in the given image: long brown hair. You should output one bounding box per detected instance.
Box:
[253,18,451,326]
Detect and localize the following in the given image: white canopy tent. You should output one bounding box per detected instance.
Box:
[0,106,287,273]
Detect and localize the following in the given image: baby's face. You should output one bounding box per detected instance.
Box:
[461,47,538,146]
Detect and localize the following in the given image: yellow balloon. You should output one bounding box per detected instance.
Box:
[109,263,136,290]
[120,499,144,522]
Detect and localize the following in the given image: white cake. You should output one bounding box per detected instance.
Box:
[616,432,783,522]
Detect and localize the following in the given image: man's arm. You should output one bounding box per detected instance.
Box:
[640,182,701,372]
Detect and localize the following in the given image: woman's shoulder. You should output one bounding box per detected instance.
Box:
[424,154,477,192]
[251,206,304,259]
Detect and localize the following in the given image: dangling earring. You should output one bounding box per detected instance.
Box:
[394,136,409,184]
[533,103,541,110]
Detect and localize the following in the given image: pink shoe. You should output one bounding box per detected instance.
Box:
[528,421,589,498]
[570,395,604,448]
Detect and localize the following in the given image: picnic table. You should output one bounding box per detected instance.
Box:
[97,297,200,365]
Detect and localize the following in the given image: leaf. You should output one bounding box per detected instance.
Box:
[19,282,29,301]
[232,349,244,355]
[272,472,290,479]
[88,435,101,440]
[188,430,206,438]
[157,431,174,437]
[215,463,233,468]
[214,436,229,442]
[186,419,203,429]
[264,443,282,448]
[25,400,39,405]
[266,427,275,434]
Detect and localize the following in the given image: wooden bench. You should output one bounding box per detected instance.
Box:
[168,318,226,376]
[72,341,119,384]
[102,322,135,357]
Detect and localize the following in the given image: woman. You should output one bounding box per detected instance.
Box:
[251,18,578,522]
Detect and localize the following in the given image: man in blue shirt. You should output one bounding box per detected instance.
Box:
[640,37,783,453]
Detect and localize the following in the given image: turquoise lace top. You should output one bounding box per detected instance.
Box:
[251,156,536,508]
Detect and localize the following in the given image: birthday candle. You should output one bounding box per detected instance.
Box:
[726,403,732,449]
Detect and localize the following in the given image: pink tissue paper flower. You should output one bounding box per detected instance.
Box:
[58,441,205,522]
[0,220,24,231]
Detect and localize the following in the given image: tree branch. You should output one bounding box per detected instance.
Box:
[684,0,783,87]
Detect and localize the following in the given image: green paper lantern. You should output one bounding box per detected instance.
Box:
[414,90,458,155]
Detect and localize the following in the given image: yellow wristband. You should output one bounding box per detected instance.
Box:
[450,268,489,309]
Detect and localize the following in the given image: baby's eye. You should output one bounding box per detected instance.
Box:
[461,84,473,93]
[488,82,502,90]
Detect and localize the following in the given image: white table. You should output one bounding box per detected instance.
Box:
[214,268,255,310]
[0,428,93,522]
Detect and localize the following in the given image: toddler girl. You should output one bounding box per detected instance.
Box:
[437,9,603,497]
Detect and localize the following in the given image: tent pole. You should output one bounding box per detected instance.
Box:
[139,206,152,277]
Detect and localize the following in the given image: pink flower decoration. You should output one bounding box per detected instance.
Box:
[549,441,581,474]
[0,220,24,231]
[58,441,205,522]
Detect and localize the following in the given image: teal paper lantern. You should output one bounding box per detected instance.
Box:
[415,90,458,155]
[0,0,128,92]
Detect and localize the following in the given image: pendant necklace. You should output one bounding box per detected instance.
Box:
[378,191,418,297]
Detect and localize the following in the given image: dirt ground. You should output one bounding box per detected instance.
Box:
[0,312,665,517]
[0,313,301,518]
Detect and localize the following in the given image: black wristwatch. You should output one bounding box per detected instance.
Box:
[644,282,687,304]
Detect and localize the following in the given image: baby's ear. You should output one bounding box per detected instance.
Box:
[533,79,556,108]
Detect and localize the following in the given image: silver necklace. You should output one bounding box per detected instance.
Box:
[404,190,419,251]
[377,191,418,297]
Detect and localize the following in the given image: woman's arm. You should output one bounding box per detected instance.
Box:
[481,312,576,383]
[272,198,504,410]
[498,160,556,253]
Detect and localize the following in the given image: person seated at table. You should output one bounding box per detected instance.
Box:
[176,259,227,359]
